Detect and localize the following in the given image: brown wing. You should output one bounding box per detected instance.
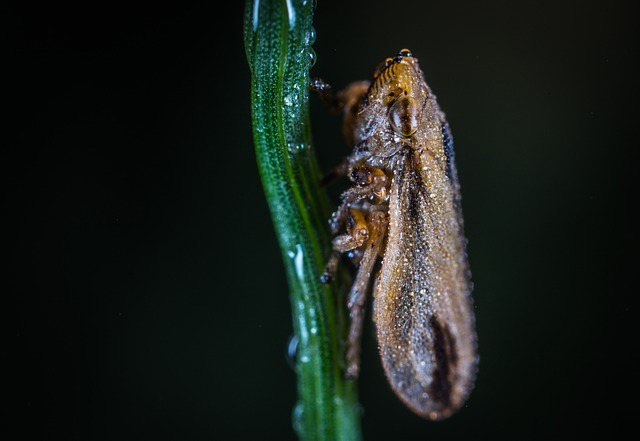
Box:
[374,143,477,420]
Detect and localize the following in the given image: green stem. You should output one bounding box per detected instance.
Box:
[244,1,362,440]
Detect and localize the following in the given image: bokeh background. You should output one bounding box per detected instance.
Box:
[8,1,633,440]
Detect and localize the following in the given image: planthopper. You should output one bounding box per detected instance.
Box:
[312,49,478,421]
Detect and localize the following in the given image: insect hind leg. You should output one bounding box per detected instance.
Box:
[345,210,387,379]
[320,208,388,378]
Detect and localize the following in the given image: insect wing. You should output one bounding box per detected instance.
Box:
[374,132,476,420]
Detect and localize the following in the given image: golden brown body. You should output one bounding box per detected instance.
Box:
[314,50,477,420]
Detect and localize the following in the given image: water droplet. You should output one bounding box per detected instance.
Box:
[308,47,316,67]
[285,0,296,29]
[290,244,305,280]
[307,26,316,45]
[284,93,294,107]
[286,334,298,369]
[292,402,305,436]
[251,0,260,31]
[287,142,309,154]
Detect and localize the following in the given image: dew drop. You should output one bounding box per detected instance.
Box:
[284,93,294,107]
[292,402,305,437]
[285,0,296,29]
[290,243,305,280]
[308,47,317,67]
[286,334,298,369]
[298,352,311,364]
[251,0,260,31]
[287,142,303,154]
[307,26,316,45]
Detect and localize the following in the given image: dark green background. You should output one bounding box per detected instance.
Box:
[8,1,633,440]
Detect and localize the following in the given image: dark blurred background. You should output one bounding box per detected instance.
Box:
[7,1,634,440]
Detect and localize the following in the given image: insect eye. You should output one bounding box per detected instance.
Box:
[389,96,419,137]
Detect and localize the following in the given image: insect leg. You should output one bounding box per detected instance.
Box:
[310,77,342,113]
[311,78,370,147]
[345,210,388,379]
[326,165,389,240]
[321,208,369,283]
[310,78,370,115]
[341,165,388,205]
[322,165,388,281]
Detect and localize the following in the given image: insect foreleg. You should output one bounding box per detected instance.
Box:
[311,78,370,147]
[321,164,388,282]
[310,77,342,113]
[341,165,388,205]
[327,164,388,238]
[321,208,369,283]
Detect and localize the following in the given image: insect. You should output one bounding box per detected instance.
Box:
[311,49,477,420]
